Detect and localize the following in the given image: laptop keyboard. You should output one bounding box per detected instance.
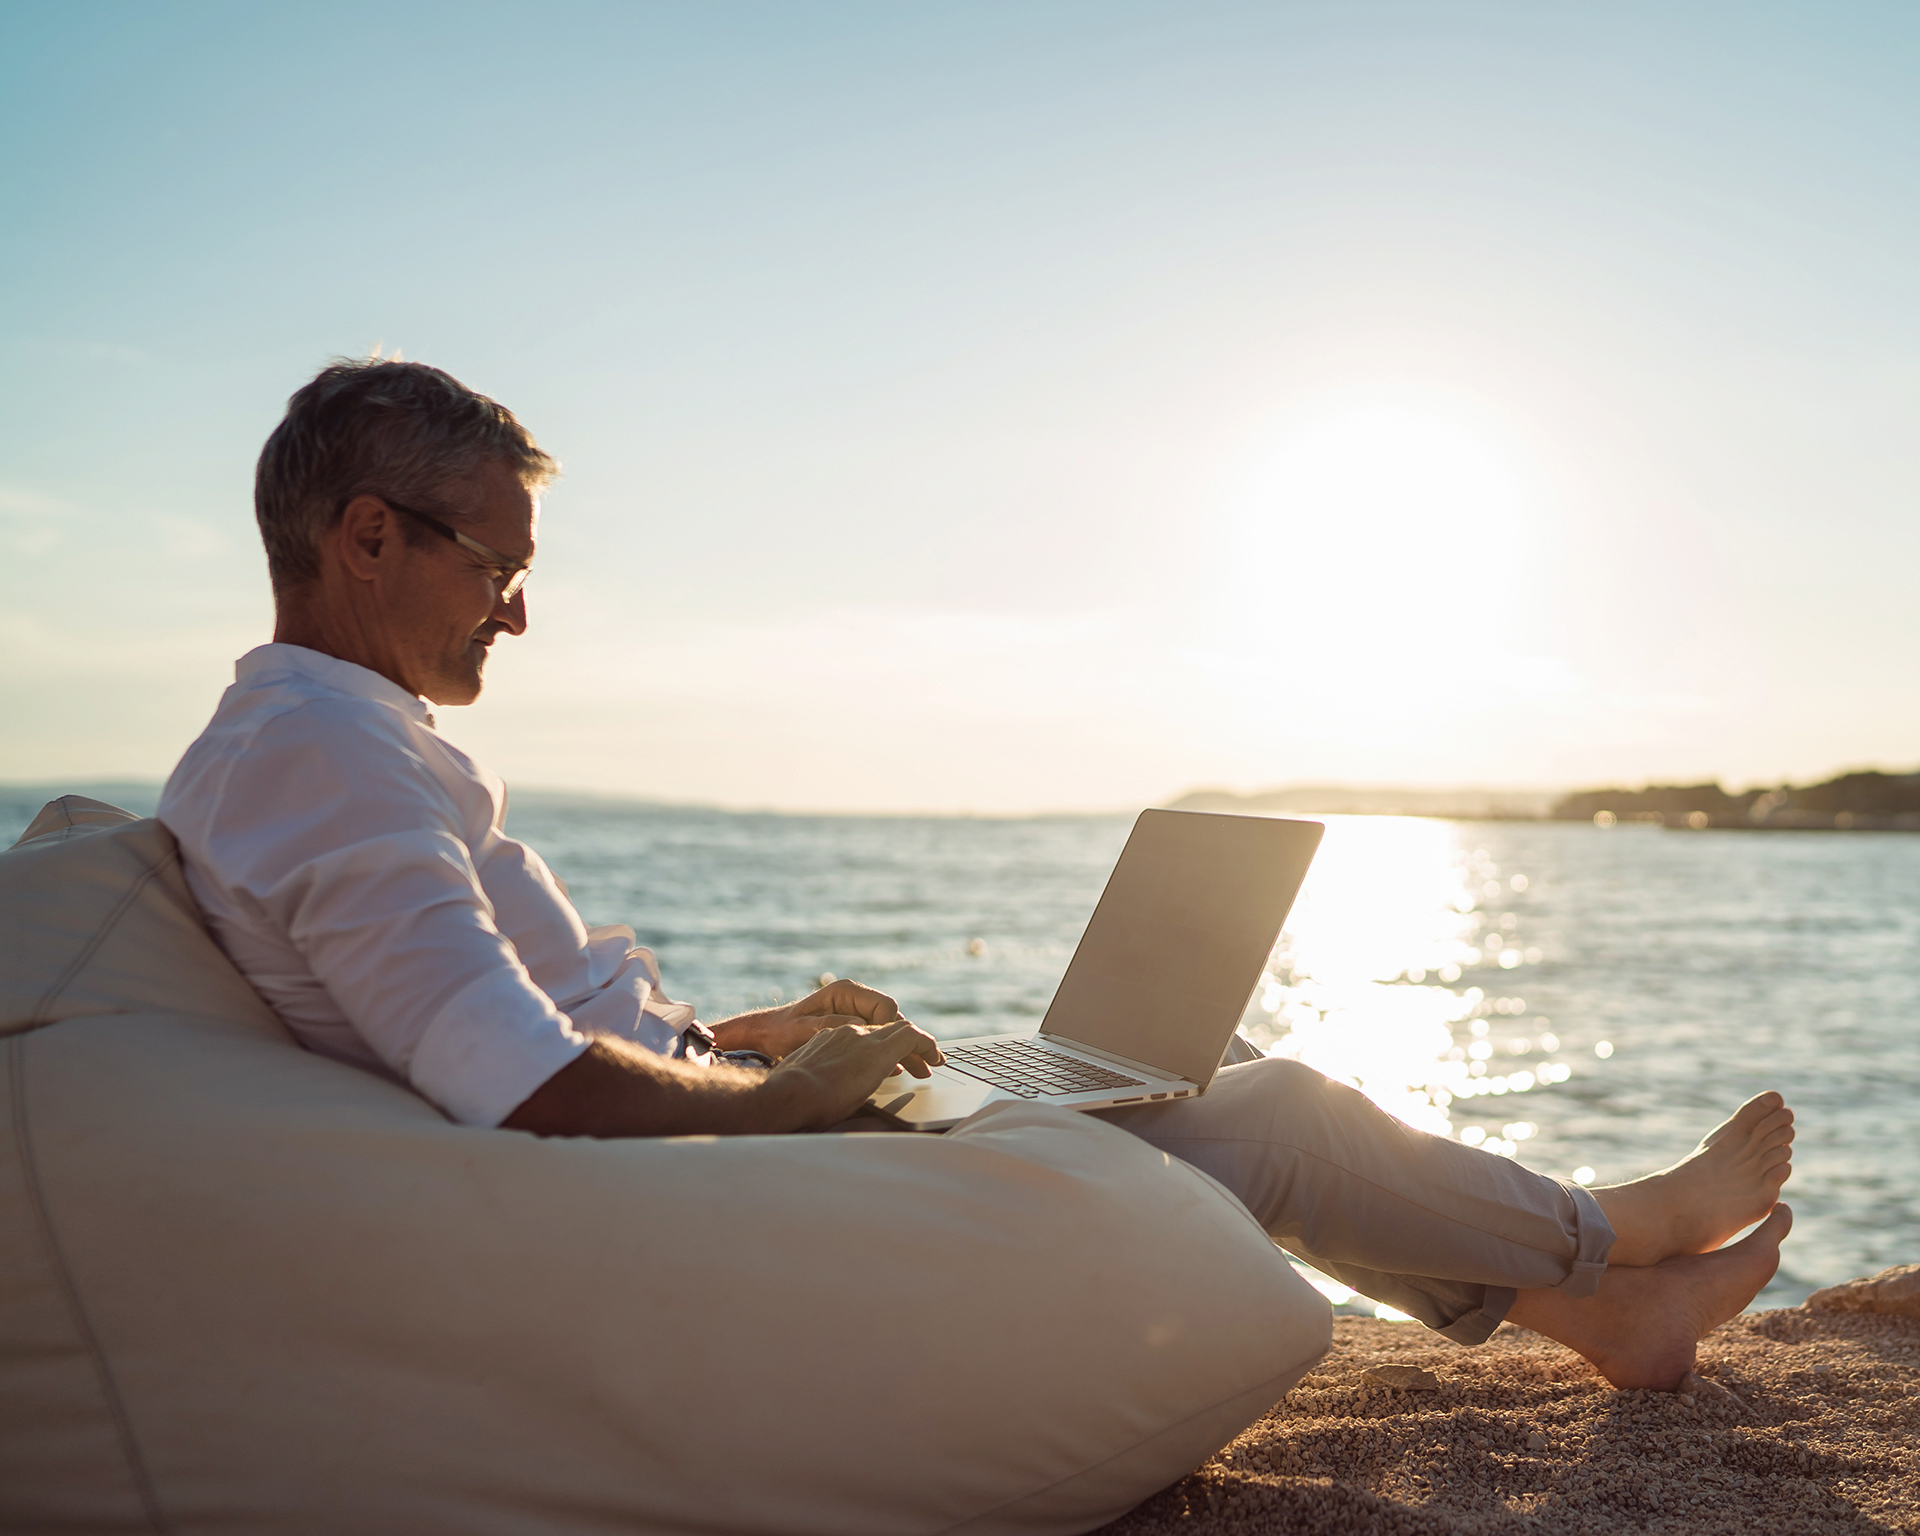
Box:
[943,1038,1147,1098]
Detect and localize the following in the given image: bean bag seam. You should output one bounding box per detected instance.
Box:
[24,843,178,1031]
[7,793,76,848]
[9,1033,176,1534]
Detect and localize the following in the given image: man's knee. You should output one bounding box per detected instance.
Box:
[1209,1054,1342,1119]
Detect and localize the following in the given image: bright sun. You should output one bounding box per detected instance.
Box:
[1217,398,1530,685]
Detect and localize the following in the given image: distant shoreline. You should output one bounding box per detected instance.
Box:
[10,768,1920,832]
[1172,765,1920,833]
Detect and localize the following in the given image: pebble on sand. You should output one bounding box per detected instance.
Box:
[1808,1263,1920,1322]
[1359,1363,1440,1391]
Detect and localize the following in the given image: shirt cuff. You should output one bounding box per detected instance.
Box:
[409,966,593,1128]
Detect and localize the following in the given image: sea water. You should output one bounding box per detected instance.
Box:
[8,784,1915,1308]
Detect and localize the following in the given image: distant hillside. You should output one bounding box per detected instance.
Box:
[1551,769,1920,831]
[1166,785,1560,820]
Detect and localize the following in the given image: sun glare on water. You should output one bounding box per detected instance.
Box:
[1238,815,1574,1315]
[1242,816,1565,1143]
[1241,816,1568,1145]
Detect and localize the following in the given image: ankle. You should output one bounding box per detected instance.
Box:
[1592,1180,1669,1266]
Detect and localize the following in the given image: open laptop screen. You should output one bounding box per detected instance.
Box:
[1039,810,1323,1087]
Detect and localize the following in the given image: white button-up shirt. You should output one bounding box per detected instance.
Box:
[159,643,698,1127]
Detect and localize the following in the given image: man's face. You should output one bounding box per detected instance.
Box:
[389,458,537,706]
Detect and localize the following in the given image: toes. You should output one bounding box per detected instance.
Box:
[1734,1202,1792,1249]
[1740,1091,1785,1120]
[1712,1093,1785,1142]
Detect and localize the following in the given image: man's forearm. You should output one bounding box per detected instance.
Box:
[502,1016,940,1139]
[501,1039,807,1138]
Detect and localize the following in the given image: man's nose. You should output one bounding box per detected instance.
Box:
[494,586,528,635]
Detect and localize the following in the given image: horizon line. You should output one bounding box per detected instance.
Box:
[10,764,1916,822]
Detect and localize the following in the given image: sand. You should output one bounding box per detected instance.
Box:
[1099,1307,1920,1535]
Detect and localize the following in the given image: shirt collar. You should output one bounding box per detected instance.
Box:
[235,643,436,727]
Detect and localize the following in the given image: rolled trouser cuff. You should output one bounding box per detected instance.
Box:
[1555,1179,1615,1298]
[1434,1285,1515,1345]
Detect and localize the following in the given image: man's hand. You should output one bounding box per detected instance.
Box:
[710,978,930,1062]
[757,1018,945,1130]
[501,1016,944,1139]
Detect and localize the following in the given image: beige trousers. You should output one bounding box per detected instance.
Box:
[839,1040,1615,1343]
[1094,1051,1614,1343]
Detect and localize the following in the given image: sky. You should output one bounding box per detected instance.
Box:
[3,1,1918,812]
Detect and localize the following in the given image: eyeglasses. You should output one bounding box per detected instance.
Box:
[379,497,532,601]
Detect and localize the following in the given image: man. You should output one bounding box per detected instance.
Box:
[162,358,1796,1392]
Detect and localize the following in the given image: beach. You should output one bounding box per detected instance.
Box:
[1102,1305,1919,1535]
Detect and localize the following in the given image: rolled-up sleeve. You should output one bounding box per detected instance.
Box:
[205,702,589,1126]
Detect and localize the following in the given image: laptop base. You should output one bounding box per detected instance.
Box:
[868,1032,1198,1132]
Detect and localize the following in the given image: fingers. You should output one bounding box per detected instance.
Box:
[860,1018,943,1077]
[764,1017,940,1127]
[857,1017,942,1076]
[814,1017,929,1049]
[774,1019,933,1080]
[777,1016,885,1061]
[858,986,903,1026]
[803,978,903,1026]
[902,1024,944,1077]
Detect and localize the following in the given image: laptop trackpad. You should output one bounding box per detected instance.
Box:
[869,1067,998,1129]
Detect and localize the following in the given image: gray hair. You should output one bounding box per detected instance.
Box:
[255,358,558,592]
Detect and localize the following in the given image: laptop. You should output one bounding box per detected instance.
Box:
[867,809,1324,1131]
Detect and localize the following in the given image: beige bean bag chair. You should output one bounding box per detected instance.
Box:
[0,797,1331,1536]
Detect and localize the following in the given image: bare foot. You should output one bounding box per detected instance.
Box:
[1507,1203,1790,1390]
[1591,1091,1795,1265]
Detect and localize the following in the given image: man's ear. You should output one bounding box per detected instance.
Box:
[333,495,400,584]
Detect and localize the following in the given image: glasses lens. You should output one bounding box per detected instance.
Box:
[501,568,530,601]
